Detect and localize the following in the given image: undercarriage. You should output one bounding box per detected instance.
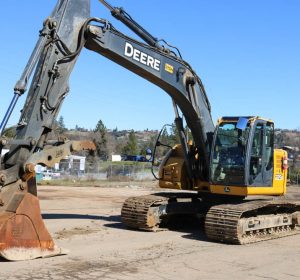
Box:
[121,192,300,244]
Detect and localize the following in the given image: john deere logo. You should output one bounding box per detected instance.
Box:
[124,42,161,71]
[224,186,230,193]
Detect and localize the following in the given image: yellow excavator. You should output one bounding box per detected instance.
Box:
[122,116,298,245]
[0,0,299,260]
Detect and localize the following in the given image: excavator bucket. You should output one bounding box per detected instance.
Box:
[0,178,63,261]
[0,141,95,260]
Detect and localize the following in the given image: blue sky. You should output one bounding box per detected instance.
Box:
[0,0,299,131]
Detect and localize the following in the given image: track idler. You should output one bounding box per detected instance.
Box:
[0,173,62,261]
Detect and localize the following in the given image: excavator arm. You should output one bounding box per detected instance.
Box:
[0,0,95,261]
[2,0,91,169]
[0,0,214,260]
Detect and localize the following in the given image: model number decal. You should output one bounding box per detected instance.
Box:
[124,42,161,71]
[164,63,174,74]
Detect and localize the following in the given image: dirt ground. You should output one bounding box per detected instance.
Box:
[1,182,300,280]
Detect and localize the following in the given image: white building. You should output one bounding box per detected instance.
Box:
[111,154,122,162]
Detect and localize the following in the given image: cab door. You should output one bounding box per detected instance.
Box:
[247,121,274,186]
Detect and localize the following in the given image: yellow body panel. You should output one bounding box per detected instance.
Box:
[159,145,288,197]
[159,145,190,190]
[207,149,287,197]
[208,184,285,196]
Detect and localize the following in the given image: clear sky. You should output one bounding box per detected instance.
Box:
[0,0,299,131]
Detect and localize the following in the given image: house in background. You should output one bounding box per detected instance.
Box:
[111,154,122,162]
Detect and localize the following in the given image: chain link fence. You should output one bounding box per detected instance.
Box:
[288,166,300,186]
[39,161,154,183]
[294,171,300,186]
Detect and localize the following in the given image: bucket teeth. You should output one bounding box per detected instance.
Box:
[0,246,65,261]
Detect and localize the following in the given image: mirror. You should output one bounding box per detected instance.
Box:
[151,124,175,179]
[145,148,152,161]
[236,117,248,131]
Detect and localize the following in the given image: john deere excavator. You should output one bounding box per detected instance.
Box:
[0,0,299,261]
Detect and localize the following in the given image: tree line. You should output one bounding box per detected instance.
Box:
[3,116,300,163]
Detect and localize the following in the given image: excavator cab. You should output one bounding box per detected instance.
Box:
[209,116,287,196]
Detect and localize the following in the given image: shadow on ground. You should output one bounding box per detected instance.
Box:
[42,212,210,240]
[104,213,210,242]
[42,213,120,223]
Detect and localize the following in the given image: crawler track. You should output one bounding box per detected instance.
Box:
[122,194,300,244]
[205,200,300,244]
[121,194,169,231]
[121,192,200,231]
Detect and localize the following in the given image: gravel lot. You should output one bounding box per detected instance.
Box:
[1,183,300,280]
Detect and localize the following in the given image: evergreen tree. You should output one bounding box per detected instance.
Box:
[57,116,67,133]
[93,119,108,160]
[94,119,106,134]
[122,130,138,155]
